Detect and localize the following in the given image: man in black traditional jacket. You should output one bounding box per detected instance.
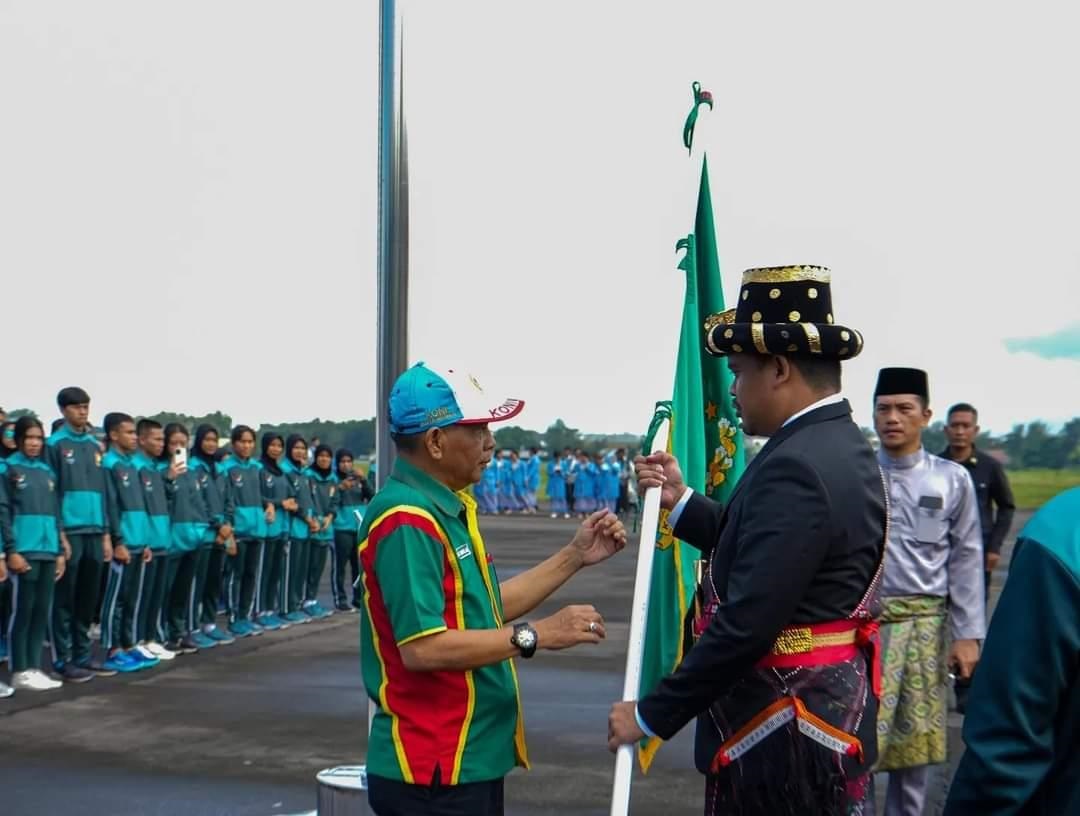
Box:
[608,265,888,815]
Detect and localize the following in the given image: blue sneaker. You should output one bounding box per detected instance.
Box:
[311,602,333,619]
[204,626,235,645]
[248,620,264,636]
[228,621,250,638]
[127,649,159,670]
[268,613,291,630]
[284,611,308,625]
[255,614,281,631]
[191,632,217,650]
[103,651,141,673]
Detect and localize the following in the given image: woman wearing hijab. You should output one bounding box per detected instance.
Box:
[303,444,338,619]
[281,435,318,624]
[160,424,212,656]
[0,417,66,693]
[0,421,17,458]
[330,449,373,612]
[189,425,235,648]
[256,433,296,632]
[218,425,271,639]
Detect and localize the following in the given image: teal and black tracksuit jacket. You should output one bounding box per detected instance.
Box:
[219,457,266,540]
[188,457,225,546]
[0,453,62,560]
[104,450,150,553]
[333,474,373,535]
[260,463,293,541]
[167,464,213,552]
[282,460,315,540]
[46,424,106,534]
[304,468,338,544]
[134,453,170,555]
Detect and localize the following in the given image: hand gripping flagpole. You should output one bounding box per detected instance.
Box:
[610,415,670,816]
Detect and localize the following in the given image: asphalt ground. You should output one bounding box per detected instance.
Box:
[0,511,1028,816]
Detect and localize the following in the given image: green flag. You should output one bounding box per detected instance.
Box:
[637,151,745,772]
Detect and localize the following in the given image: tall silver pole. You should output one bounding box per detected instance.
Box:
[376,0,408,492]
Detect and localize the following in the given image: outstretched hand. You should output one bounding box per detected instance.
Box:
[570,511,627,567]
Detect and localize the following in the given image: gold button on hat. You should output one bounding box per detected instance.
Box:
[703,265,863,360]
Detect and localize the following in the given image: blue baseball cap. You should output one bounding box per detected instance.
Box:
[389,363,525,436]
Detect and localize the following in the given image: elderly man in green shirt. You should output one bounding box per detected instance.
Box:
[358,362,628,816]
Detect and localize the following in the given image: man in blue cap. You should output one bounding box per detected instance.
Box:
[357,362,628,816]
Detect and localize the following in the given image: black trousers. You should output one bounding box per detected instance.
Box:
[331,529,360,607]
[367,774,504,816]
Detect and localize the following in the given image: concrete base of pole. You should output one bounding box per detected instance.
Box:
[316,765,368,816]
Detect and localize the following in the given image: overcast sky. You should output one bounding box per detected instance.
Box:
[3,1,1078,436]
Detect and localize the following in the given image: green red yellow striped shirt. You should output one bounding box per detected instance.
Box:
[358,458,528,785]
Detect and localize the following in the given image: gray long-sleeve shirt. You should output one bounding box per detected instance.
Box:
[879,448,985,640]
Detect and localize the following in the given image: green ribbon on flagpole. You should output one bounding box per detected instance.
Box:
[634,401,674,533]
[682,81,714,154]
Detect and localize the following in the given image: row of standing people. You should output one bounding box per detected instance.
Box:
[473,447,635,518]
[0,386,372,697]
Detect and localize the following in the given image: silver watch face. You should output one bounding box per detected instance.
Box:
[516,628,536,649]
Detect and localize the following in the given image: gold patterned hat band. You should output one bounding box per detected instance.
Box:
[703,265,862,360]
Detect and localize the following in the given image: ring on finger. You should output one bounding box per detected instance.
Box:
[588,621,599,633]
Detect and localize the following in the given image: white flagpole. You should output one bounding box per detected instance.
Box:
[610,418,670,816]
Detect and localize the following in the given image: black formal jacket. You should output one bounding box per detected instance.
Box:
[939,446,1015,556]
[637,399,887,774]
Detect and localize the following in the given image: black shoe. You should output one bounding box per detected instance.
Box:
[58,663,96,683]
[177,636,200,655]
[335,602,353,613]
[76,658,117,678]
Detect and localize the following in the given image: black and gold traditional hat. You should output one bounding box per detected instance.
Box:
[704,265,863,360]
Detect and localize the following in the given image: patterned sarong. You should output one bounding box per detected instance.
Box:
[875,595,948,770]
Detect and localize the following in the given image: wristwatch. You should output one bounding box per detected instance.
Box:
[510,622,538,659]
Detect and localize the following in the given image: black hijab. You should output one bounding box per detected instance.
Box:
[335,447,355,478]
[310,444,333,479]
[260,433,284,477]
[191,424,220,477]
[285,434,308,470]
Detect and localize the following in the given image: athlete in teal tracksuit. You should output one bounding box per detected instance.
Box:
[189,425,234,647]
[220,426,269,638]
[304,445,338,618]
[100,413,158,673]
[282,435,317,624]
[0,418,66,690]
[47,387,109,682]
[134,421,173,657]
[160,424,213,654]
[256,433,293,631]
[331,448,373,612]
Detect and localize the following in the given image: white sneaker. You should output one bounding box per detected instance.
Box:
[0,681,13,698]
[29,670,62,690]
[145,642,176,660]
[12,670,62,691]
[134,643,158,660]
[33,669,63,689]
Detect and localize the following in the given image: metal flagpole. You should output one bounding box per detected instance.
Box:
[610,419,669,816]
[373,0,407,736]
[313,5,408,811]
[376,0,408,493]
